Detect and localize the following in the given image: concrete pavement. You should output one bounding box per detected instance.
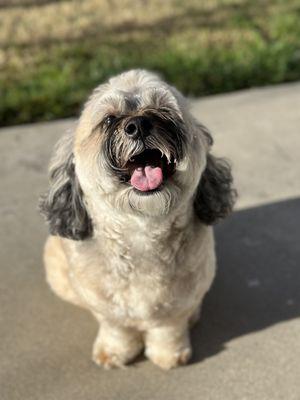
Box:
[1,82,300,400]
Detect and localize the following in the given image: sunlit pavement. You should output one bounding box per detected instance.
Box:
[1,82,300,400]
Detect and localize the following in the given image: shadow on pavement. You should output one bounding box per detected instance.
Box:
[191,197,300,363]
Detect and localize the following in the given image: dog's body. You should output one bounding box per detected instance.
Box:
[40,70,235,369]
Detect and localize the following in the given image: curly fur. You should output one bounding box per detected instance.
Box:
[40,69,236,370]
[39,134,92,240]
[194,154,237,224]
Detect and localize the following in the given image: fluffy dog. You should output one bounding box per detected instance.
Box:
[40,69,236,369]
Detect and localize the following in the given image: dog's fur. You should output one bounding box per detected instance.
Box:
[40,70,236,369]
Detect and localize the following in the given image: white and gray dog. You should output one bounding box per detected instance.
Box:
[40,69,236,369]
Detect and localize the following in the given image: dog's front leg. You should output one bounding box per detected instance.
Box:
[92,321,143,369]
[145,317,192,369]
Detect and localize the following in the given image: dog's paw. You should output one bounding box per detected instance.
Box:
[92,348,128,369]
[146,346,192,370]
[92,335,143,369]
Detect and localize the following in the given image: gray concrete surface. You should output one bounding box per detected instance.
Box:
[1,83,300,400]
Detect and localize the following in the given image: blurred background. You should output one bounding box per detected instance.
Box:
[0,0,300,126]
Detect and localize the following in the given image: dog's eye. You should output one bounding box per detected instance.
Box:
[103,115,116,126]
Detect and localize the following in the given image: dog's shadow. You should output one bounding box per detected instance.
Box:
[191,197,300,363]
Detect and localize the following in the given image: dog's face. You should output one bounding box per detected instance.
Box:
[74,70,208,217]
[40,70,236,240]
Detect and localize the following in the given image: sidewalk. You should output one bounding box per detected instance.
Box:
[1,83,299,400]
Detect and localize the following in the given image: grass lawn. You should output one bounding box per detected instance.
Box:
[1,0,300,125]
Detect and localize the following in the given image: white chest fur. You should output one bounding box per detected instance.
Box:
[64,208,216,327]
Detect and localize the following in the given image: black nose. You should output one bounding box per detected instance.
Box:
[124,116,152,140]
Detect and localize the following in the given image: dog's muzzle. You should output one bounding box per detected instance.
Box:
[102,111,184,194]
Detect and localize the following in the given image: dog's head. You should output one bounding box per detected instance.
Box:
[40,70,236,240]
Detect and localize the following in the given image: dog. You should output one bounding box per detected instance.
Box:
[39,69,236,369]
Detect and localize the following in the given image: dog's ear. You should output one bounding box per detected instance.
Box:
[39,133,93,240]
[194,154,237,224]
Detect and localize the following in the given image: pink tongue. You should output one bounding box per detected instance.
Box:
[130,165,163,192]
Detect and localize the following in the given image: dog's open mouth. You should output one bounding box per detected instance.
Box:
[124,149,176,192]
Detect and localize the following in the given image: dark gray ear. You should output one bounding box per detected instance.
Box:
[39,134,93,240]
[194,154,237,224]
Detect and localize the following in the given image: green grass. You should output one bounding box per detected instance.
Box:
[1,0,300,126]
